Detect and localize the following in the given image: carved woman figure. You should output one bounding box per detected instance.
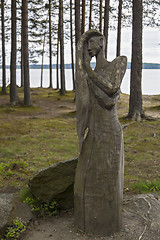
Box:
[74,30,127,236]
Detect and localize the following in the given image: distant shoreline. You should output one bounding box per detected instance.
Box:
[0,62,160,70]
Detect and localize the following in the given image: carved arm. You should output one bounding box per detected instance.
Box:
[83,63,117,96]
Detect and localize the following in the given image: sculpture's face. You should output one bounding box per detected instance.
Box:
[87,37,102,57]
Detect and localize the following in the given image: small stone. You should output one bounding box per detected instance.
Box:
[34,220,39,226]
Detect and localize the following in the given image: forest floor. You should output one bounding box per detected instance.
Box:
[0,88,160,239]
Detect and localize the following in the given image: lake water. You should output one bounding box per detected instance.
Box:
[0,69,160,95]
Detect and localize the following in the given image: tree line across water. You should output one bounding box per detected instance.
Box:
[0,0,159,121]
[1,62,160,69]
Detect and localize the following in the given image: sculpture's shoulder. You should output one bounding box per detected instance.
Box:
[114,56,127,81]
[110,56,127,72]
[99,56,127,72]
[103,56,127,86]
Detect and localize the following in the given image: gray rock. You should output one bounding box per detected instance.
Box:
[10,196,33,223]
[123,193,160,231]
[29,158,78,209]
[0,193,13,233]
[0,193,33,236]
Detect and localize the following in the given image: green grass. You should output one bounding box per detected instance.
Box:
[1,218,27,240]
[0,88,160,196]
[0,117,78,188]
[130,180,160,194]
[0,104,40,114]
[146,105,160,111]
[0,89,78,189]
[123,119,160,192]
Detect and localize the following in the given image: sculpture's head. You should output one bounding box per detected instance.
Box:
[87,36,105,57]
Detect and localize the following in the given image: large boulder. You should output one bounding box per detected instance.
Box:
[0,193,33,237]
[29,158,78,209]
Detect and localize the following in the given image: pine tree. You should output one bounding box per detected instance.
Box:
[81,0,86,34]
[128,0,144,121]
[75,0,81,45]
[22,0,31,105]
[89,0,92,29]
[70,0,75,90]
[49,0,53,88]
[59,0,65,95]
[10,0,19,105]
[1,0,7,94]
[116,0,122,57]
[104,0,110,58]
[99,0,103,32]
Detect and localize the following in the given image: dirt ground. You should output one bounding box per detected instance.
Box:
[0,90,76,120]
[0,90,160,120]
[21,194,160,240]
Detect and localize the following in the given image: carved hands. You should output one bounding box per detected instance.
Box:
[83,47,114,96]
[82,41,126,98]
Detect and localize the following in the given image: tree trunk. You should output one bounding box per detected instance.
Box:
[116,0,122,57]
[70,0,75,90]
[10,0,18,105]
[128,0,143,121]
[56,21,60,90]
[81,0,86,34]
[49,0,53,88]
[41,33,46,88]
[103,0,110,58]
[1,0,7,94]
[75,0,81,45]
[89,0,92,29]
[22,0,31,106]
[59,0,65,95]
[21,26,24,87]
[99,0,103,32]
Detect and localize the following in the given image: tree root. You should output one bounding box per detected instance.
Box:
[138,225,147,240]
[125,112,157,122]
[122,121,136,129]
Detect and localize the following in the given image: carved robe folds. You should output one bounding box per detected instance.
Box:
[74,30,127,236]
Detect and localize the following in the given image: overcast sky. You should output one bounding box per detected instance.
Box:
[62,27,160,65]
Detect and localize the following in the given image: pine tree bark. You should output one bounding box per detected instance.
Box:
[128,0,144,121]
[81,0,86,34]
[22,0,31,105]
[70,0,75,90]
[89,0,92,29]
[41,33,46,88]
[10,0,18,105]
[1,0,7,94]
[99,0,103,32]
[59,0,65,95]
[49,0,53,88]
[116,0,122,57]
[103,0,110,58]
[21,28,24,87]
[75,0,81,45]
[56,20,60,90]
